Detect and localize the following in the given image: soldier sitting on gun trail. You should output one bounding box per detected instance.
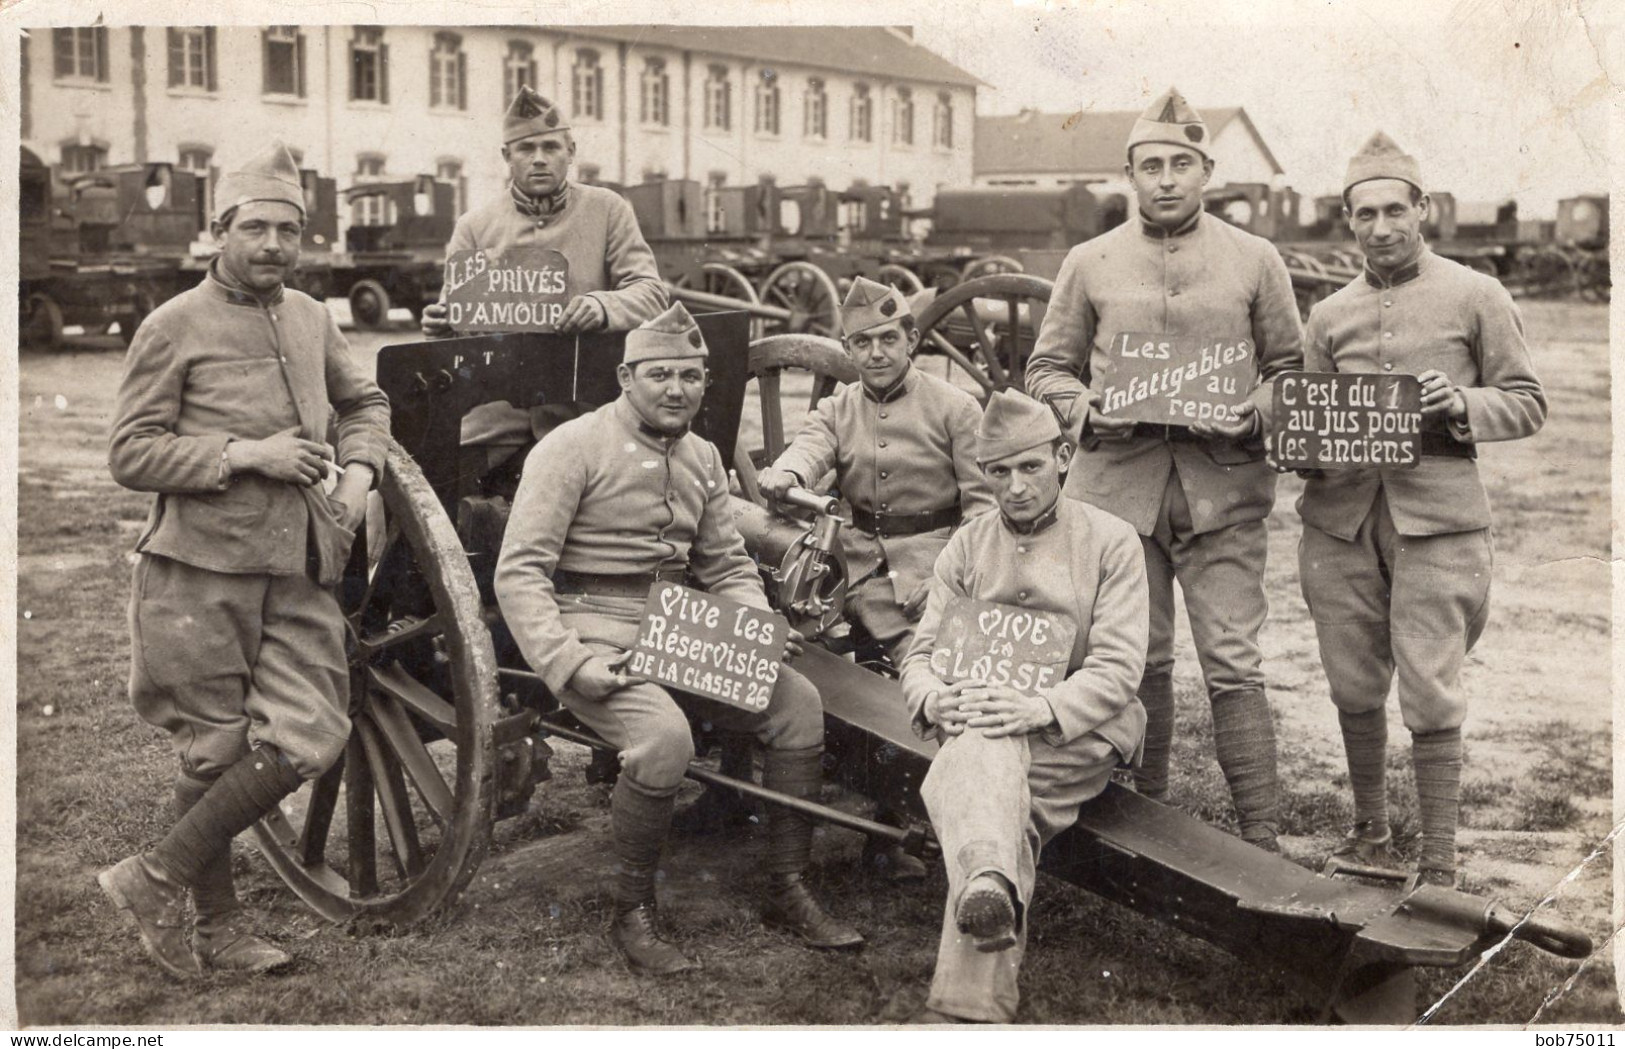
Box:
[100,140,390,979]
[1296,132,1546,889]
[900,390,1147,1023]
[494,302,863,974]
[756,276,994,880]
[419,85,667,466]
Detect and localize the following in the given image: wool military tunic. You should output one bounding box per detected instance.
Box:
[453,182,669,446]
[1298,248,1547,539]
[770,366,995,604]
[494,398,771,694]
[1024,212,1304,536]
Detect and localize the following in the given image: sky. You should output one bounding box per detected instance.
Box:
[912,0,1613,216]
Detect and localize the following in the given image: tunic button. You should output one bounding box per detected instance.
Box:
[1019,590,1030,602]
[1383,363,1393,372]
[878,440,888,448]
[280,356,287,364]
[879,470,889,479]
[879,411,888,419]
[1017,545,1028,554]
[1169,289,1180,297]
[1384,331,1394,339]
[1383,301,1393,308]
[880,503,889,511]
[1168,245,1179,253]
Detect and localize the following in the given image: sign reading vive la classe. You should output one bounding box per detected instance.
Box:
[443,247,571,332]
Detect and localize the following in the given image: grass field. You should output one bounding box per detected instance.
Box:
[13,300,1617,1026]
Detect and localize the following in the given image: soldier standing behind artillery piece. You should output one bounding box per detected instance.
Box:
[494,303,863,975]
[1024,87,1303,851]
[900,390,1147,1023]
[419,85,667,455]
[757,276,995,880]
[1297,133,1546,889]
[100,141,390,979]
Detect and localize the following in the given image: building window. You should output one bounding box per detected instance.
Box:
[754,69,780,136]
[53,27,108,82]
[642,166,667,183]
[179,146,214,222]
[61,144,106,174]
[436,160,467,216]
[850,83,872,143]
[353,155,393,227]
[429,32,465,110]
[504,40,536,107]
[167,27,216,91]
[640,57,669,126]
[262,27,306,97]
[804,78,827,139]
[704,65,731,131]
[706,171,728,233]
[572,48,603,120]
[21,33,29,138]
[934,91,953,148]
[349,27,389,103]
[892,87,914,146]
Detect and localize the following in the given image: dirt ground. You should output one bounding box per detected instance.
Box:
[11,300,1616,1026]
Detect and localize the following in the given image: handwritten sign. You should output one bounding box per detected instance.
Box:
[628,584,789,712]
[1271,372,1422,470]
[1095,332,1255,426]
[443,247,570,332]
[926,598,1077,697]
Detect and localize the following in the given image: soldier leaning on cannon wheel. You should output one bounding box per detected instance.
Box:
[1023,87,1303,852]
[756,276,996,882]
[419,85,667,461]
[493,302,863,975]
[100,141,391,979]
[1296,133,1547,890]
[900,390,1148,1024]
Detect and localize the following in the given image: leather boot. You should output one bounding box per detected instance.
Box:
[175,774,291,973]
[97,854,202,980]
[954,872,1018,953]
[761,746,863,949]
[609,777,695,974]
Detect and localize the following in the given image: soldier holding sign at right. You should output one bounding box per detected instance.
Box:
[1024,88,1303,851]
[1296,134,1546,889]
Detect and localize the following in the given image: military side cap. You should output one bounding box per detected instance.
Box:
[624,301,708,364]
[975,389,1062,463]
[1126,86,1210,159]
[214,139,305,222]
[841,275,912,336]
[505,85,570,145]
[1344,131,1423,195]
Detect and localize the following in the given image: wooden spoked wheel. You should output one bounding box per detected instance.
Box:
[758,261,842,339]
[349,279,393,331]
[675,263,766,340]
[733,333,858,501]
[253,439,500,926]
[914,273,1054,401]
[875,263,925,295]
[959,254,1024,282]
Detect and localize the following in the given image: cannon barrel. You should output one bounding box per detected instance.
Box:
[670,284,794,322]
[729,494,808,564]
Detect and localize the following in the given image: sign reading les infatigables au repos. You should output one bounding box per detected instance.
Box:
[1094,332,1255,427]
[1271,371,1423,470]
[927,598,1078,697]
[443,247,571,332]
[628,583,789,712]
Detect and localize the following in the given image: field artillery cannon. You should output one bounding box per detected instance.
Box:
[246,318,1590,1022]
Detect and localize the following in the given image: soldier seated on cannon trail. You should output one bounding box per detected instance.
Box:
[419,85,667,474]
[493,302,863,975]
[756,277,995,880]
[900,390,1148,1023]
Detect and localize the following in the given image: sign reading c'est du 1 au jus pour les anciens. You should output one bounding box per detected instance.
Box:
[443,247,571,332]
[1093,332,1256,428]
[1270,371,1423,470]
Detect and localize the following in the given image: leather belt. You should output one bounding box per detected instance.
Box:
[1418,431,1477,460]
[1128,422,1208,443]
[553,566,687,597]
[850,504,962,538]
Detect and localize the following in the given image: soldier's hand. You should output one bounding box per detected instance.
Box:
[757,468,798,501]
[924,680,979,735]
[1088,406,1137,442]
[557,295,608,334]
[1418,369,1468,422]
[329,464,375,532]
[902,579,932,621]
[959,684,1057,738]
[228,426,333,486]
[568,653,649,701]
[420,302,453,339]
[1191,401,1260,440]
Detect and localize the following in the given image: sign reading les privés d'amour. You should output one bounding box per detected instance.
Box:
[1095,332,1255,427]
[928,598,1078,697]
[443,247,570,332]
[1271,371,1422,470]
[628,583,789,712]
